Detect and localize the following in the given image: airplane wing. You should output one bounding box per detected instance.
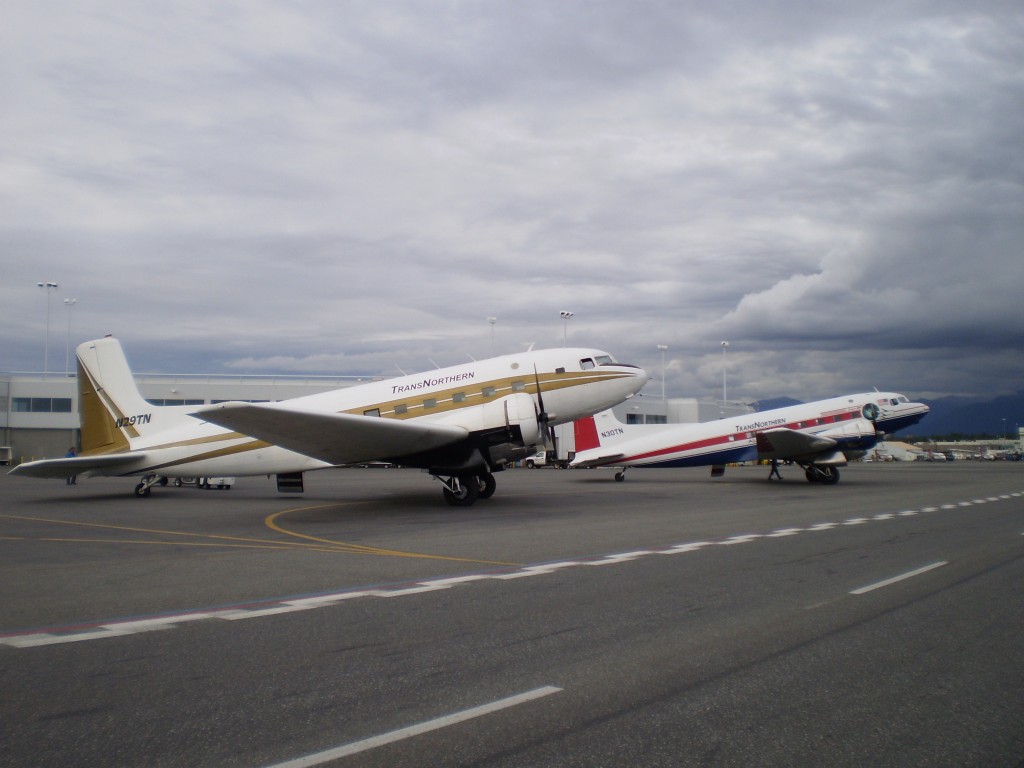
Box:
[8,453,149,479]
[570,451,627,469]
[755,428,837,460]
[193,402,469,466]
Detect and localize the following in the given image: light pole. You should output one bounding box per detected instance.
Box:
[37,281,58,375]
[63,298,77,375]
[560,310,574,347]
[487,317,497,356]
[720,341,729,402]
[657,344,668,400]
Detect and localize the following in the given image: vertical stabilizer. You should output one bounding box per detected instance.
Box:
[574,415,602,452]
[77,338,176,454]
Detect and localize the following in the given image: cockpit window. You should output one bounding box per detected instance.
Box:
[580,358,595,370]
[595,355,615,365]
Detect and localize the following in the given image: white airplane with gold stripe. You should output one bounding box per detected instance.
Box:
[11,336,647,505]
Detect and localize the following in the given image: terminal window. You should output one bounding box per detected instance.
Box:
[12,397,73,413]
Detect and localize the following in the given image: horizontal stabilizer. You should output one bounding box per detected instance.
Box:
[8,453,147,479]
[192,402,468,466]
[570,451,626,469]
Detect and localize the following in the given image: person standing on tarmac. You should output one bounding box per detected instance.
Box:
[64,446,77,485]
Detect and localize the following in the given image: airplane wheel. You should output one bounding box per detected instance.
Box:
[477,473,497,499]
[443,476,479,507]
[614,472,626,482]
[134,483,151,497]
[821,466,840,485]
[805,468,818,483]
[173,478,183,487]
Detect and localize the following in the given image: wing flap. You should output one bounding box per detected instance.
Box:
[192,402,468,465]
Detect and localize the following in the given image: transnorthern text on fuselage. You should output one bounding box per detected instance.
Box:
[735,417,787,433]
[391,371,476,395]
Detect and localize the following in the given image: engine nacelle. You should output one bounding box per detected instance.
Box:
[433,392,542,448]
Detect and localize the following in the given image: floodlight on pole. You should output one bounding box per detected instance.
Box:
[560,311,574,347]
[37,282,58,375]
[487,317,497,356]
[63,298,77,375]
[720,341,729,402]
[657,344,668,400]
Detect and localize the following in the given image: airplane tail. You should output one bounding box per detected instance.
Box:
[76,337,192,455]
[573,409,631,452]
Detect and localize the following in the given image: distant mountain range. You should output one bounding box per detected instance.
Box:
[753,392,1024,438]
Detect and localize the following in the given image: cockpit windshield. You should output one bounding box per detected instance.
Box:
[580,354,618,370]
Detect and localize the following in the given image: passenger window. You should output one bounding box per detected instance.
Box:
[555,367,565,374]
[394,404,408,415]
[364,408,381,417]
[453,392,467,403]
[482,386,496,397]
[511,381,525,392]
[580,358,595,369]
[423,398,437,409]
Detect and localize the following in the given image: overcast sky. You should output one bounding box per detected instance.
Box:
[3,1,1022,402]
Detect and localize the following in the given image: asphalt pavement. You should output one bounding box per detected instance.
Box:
[2,462,1022,766]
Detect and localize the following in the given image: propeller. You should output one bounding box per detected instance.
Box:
[533,366,558,457]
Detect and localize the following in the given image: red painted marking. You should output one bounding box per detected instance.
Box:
[574,416,601,452]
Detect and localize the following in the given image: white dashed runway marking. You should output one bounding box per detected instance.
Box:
[4,490,1022,649]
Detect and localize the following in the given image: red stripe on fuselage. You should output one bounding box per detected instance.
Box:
[619,406,861,463]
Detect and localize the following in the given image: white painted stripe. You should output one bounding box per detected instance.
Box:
[657,541,712,553]
[766,528,802,538]
[850,561,948,595]
[720,534,762,545]
[377,584,451,597]
[843,518,868,526]
[262,686,562,767]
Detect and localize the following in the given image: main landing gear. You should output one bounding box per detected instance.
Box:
[802,464,840,485]
[434,472,497,507]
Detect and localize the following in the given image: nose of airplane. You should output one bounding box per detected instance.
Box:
[616,363,648,393]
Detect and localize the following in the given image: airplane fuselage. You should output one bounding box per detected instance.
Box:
[573,392,929,470]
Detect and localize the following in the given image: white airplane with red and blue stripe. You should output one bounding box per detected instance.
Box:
[570,392,929,484]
